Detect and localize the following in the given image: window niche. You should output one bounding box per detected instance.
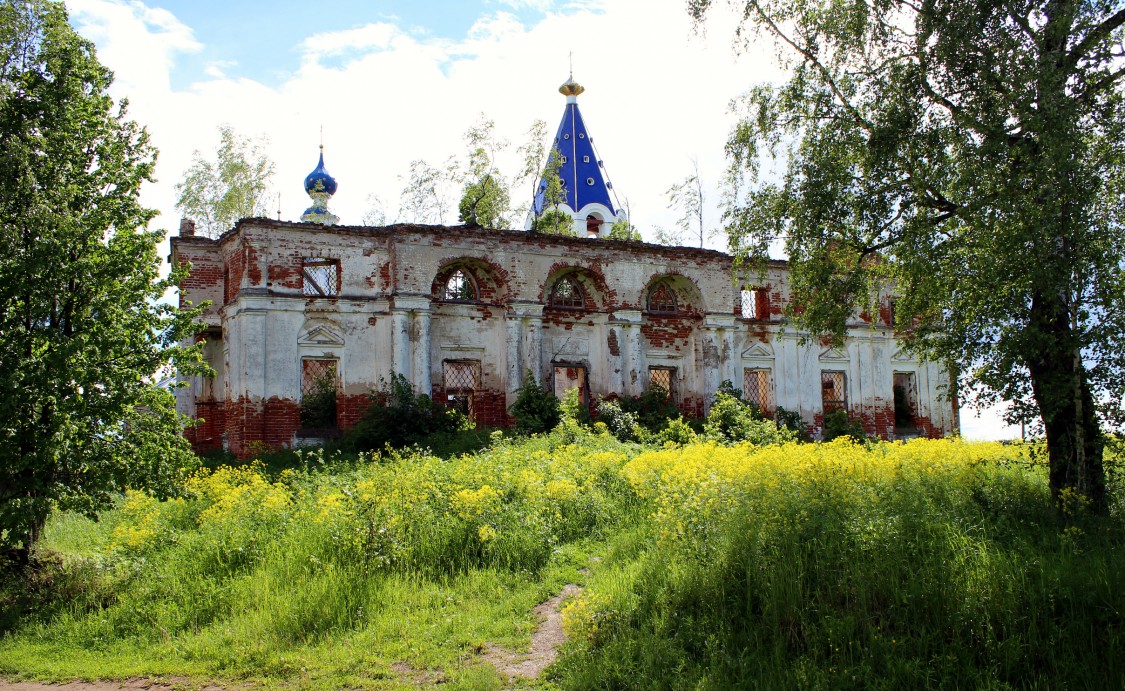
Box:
[549,275,585,309]
[302,258,339,296]
[647,282,678,314]
[648,366,676,400]
[300,358,338,430]
[443,360,480,418]
[743,368,773,412]
[821,370,847,413]
[442,269,477,302]
[553,364,588,404]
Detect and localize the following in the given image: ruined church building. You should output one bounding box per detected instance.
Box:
[172,76,959,457]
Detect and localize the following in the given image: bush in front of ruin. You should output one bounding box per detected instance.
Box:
[341,374,468,451]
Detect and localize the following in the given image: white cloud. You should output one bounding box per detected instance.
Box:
[300,22,401,60]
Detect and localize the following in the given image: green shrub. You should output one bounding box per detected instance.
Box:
[654,417,698,446]
[340,374,467,451]
[774,405,810,441]
[822,407,869,441]
[703,391,795,445]
[619,385,681,433]
[595,398,644,443]
[560,387,592,426]
[509,371,561,434]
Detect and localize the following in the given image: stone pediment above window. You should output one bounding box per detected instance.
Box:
[298,323,345,347]
[819,346,849,362]
[891,348,916,363]
[741,342,774,360]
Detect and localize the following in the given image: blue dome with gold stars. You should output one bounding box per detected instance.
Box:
[304,147,337,196]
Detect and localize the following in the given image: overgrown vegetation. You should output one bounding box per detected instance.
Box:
[338,374,468,452]
[2,436,1122,689]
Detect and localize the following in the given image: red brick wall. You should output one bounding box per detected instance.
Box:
[224,396,301,459]
[186,401,226,454]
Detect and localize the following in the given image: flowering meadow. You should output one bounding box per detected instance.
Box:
[1,428,1123,689]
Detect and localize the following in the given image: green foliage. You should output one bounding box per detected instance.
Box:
[532,147,572,235]
[665,158,711,248]
[821,408,869,442]
[397,157,459,225]
[0,0,203,552]
[774,405,810,442]
[174,125,275,239]
[606,217,641,241]
[691,0,1125,504]
[299,371,337,430]
[704,391,796,445]
[531,208,575,236]
[560,387,591,426]
[654,417,699,446]
[457,174,509,228]
[457,115,511,228]
[339,374,466,452]
[559,439,1125,688]
[0,427,638,683]
[595,398,644,443]
[619,385,681,433]
[509,371,561,434]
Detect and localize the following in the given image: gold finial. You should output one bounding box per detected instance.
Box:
[559,75,584,98]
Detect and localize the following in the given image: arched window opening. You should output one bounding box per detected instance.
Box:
[550,276,585,309]
[647,282,678,314]
[443,269,476,302]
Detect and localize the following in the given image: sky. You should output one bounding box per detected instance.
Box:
[62,0,1021,440]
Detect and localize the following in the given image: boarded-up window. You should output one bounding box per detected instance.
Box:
[647,283,677,314]
[302,258,339,296]
[893,372,917,428]
[821,370,847,413]
[443,270,476,301]
[744,368,772,412]
[444,360,480,417]
[301,358,338,428]
[553,365,588,404]
[550,276,585,309]
[649,367,675,400]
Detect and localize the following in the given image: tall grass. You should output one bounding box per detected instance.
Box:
[557,439,1125,689]
[0,424,640,685]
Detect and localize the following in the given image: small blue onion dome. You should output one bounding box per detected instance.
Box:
[304,146,338,196]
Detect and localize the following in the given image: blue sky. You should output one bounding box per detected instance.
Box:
[146,1,564,91]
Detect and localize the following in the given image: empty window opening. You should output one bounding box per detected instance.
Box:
[563,133,570,139]
[744,368,772,412]
[647,282,678,314]
[302,258,339,296]
[301,358,338,429]
[821,370,847,413]
[893,372,917,428]
[561,155,568,163]
[648,366,676,400]
[586,177,595,185]
[586,215,602,237]
[443,269,476,302]
[741,287,768,319]
[444,360,480,418]
[550,276,585,309]
[223,265,232,304]
[887,299,898,328]
[553,365,588,404]
[583,155,590,163]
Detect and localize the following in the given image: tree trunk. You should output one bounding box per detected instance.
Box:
[1027,292,1106,508]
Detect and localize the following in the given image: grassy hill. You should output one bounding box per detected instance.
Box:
[2,426,1122,689]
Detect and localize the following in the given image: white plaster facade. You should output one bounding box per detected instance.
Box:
[171,219,958,457]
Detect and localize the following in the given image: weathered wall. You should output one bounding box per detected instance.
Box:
[171,220,958,457]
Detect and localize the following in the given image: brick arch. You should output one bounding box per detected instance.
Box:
[541,263,611,311]
[642,273,706,315]
[431,256,509,304]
